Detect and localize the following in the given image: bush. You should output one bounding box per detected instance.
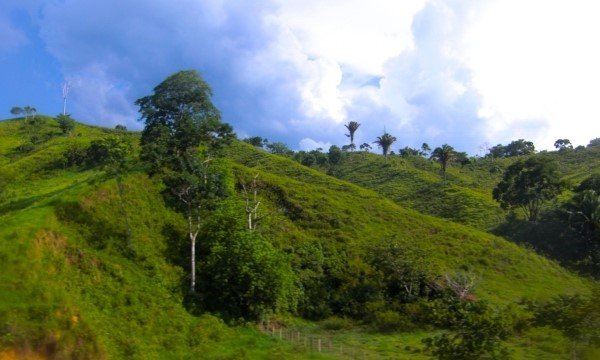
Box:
[423,299,515,359]
[199,207,298,321]
[62,144,87,167]
[372,310,413,333]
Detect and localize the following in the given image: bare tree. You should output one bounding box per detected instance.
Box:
[444,271,478,300]
[241,174,262,231]
[62,81,72,116]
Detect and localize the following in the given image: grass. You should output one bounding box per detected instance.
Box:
[0,117,598,358]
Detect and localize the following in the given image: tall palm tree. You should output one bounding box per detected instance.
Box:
[430,144,456,177]
[373,132,397,160]
[344,121,361,150]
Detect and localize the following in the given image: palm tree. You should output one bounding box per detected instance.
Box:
[430,144,456,178]
[344,121,361,150]
[373,132,397,160]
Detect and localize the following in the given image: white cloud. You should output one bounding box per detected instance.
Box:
[465,0,600,148]
[298,138,332,151]
[10,0,597,153]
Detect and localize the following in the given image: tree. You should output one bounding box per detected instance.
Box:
[430,144,456,177]
[10,106,23,117]
[115,124,127,132]
[57,113,75,135]
[200,212,296,320]
[243,136,267,148]
[493,157,564,221]
[359,142,372,152]
[487,139,535,158]
[328,145,343,165]
[373,132,397,160]
[399,146,420,157]
[576,174,600,193]
[420,143,431,157]
[162,152,228,292]
[266,141,293,156]
[588,138,600,148]
[23,106,36,122]
[137,70,234,173]
[137,70,235,292]
[344,121,361,150]
[554,139,573,151]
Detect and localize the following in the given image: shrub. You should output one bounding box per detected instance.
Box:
[423,299,515,360]
[319,316,354,331]
[372,310,413,333]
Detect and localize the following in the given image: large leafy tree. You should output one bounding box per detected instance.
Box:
[373,132,397,160]
[493,157,564,221]
[137,70,234,173]
[136,70,234,292]
[344,121,361,150]
[430,144,456,177]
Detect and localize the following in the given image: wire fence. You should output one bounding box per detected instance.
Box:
[259,322,369,359]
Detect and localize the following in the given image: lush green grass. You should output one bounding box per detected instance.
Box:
[1,118,597,358]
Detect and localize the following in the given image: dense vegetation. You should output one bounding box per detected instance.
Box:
[1,71,599,359]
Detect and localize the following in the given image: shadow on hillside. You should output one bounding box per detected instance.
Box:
[0,181,85,216]
[491,211,587,270]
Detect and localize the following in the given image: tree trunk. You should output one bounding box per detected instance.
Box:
[188,214,196,293]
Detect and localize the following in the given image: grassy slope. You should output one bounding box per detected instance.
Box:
[330,147,600,231]
[0,118,596,358]
[329,152,509,230]
[228,142,589,304]
[0,118,329,359]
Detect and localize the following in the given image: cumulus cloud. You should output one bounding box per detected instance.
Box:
[298,138,332,151]
[3,0,598,153]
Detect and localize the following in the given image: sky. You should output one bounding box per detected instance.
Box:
[1,0,599,155]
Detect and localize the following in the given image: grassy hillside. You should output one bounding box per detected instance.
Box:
[227,142,588,303]
[0,117,597,358]
[326,151,509,230]
[0,118,327,359]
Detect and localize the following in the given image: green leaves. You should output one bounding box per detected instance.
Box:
[493,157,564,221]
[137,70,234,173]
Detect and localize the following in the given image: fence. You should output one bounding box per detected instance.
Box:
[259,322,369,359]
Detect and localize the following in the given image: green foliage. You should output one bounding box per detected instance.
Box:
[266,141,293,156]
[527,289,600,347]
[576,173,600,193]
[56,113,75,135]
[493,156,564,221]
[201,221,297,321]
[373,132,397,159]
[62,143,88,167]
[423,299,515,360]
[85,136,132,171]
[137,70,234,173]
[430,144,456,176]
[344,121,360,148]
[554,138,573,150]
[243,136,267,148]
[372,310,414,333]
[488,139,536,158]
[10,106,23,116]
[327,145,343,165]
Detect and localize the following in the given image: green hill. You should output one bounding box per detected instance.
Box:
[0,116,597,359]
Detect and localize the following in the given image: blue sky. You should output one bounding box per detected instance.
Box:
[1,0,599,154]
